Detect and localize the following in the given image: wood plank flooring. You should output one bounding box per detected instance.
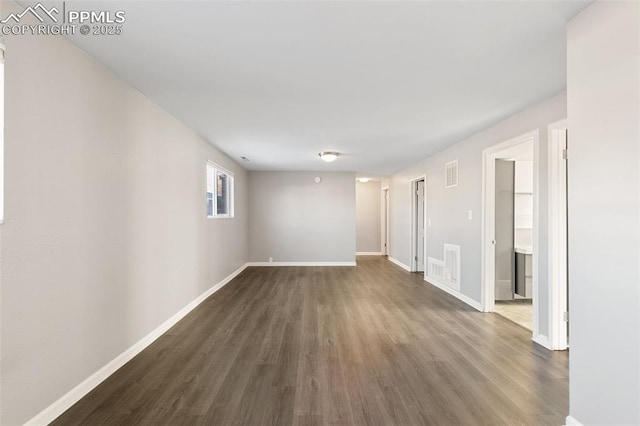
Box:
[52,256,568,426]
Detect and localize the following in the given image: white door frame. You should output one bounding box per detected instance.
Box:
[548,119,569,350]
[481,130,541,340]
[409,176,427,273]
[381,186,389,256]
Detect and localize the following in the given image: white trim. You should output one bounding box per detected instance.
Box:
[409,175,427,272]
[532,133,541,339]
[565,415,585,426]
[356,252,382,256]
[388,256,411,272]
[246,261,356,267]
[424,277,482,311]
[24,262,250,426]
[532,334,552,350]
[481,130,541,339]
[548,119,569,350]
[206,160,234,177]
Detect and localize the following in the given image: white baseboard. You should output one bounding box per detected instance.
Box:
[532,334,552,350]
[424,277,482,311]
[246,261,357,267]
[565,415,584,426]
[356,252,382,256]
[24,263,250,426]
[388,256,411,272]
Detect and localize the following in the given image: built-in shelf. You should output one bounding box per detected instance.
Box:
[514,161,534,255]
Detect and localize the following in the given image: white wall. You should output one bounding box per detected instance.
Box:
[248,171,356,263]
[388,92,566,339]
[356,181,382,253]
[567,2,640,424]
[0,7,249,424]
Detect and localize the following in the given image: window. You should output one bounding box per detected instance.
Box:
[206,162,234,218]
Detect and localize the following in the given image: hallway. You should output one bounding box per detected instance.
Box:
[53,257,568,425]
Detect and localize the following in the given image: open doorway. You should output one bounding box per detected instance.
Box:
[494,156,533,330]
[381,187,389,256]
[482,131,541,340]
[410,177,426,273]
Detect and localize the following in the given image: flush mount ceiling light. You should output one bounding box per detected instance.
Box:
[319,151,339,162]
[358,178,370,183]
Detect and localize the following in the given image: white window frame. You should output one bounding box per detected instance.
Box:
[206,161,234,219]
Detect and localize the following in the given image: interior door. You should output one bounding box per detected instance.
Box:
[495,160,515,300]
[416,180,425,272]
[382,189,389,256]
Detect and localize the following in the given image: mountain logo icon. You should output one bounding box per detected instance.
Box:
[1,3,59,24]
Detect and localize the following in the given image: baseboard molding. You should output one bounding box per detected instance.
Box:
[24,262,250,426]
[565,415,584,426]
[532,334,552,350]
[246,261,357,267]
[356,252,382,256]
[388,256,411,272]
[424,277,482,311]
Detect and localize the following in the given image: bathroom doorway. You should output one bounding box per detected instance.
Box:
[482,131,542,342]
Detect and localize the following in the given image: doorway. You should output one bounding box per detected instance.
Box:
[410,177,426,273]
[381,187,389,256]
[482,131,541,340]
[548,119,569,350]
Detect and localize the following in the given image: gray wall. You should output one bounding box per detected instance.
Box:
[567,2,639,424]
[388,92,566,340]
[356,181,382,253]
[0,9,249,424]
[248,172,356,263]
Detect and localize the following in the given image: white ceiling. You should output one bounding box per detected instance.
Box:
[57,1,590,176]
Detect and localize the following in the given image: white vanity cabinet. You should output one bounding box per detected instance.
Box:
[515,248,533,298]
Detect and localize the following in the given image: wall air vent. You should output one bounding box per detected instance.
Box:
[444,244,460,285]
[428,258,445,280]
[445,160,458,188]
[427,244,461,291]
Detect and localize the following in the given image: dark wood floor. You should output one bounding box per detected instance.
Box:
[53,256,568,426]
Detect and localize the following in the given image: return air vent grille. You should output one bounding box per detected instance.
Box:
[445,160,458,188]
[427,244,461,291]
[444,244,460,284]
[428,258,444,280]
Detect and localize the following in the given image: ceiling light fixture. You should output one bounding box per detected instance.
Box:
[319,151,339,162]
[358,178,370,183]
